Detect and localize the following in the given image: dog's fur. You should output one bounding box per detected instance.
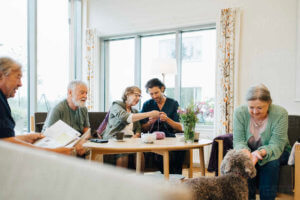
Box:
[184,150,256,200]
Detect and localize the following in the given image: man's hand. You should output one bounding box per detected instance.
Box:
[159,112,168,122]
[50,147,73,155]
[16,133,45,144]
[74,138,88,156]
[148,117,158,125]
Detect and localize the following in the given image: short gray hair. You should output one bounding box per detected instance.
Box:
[246,84,272,103]
[67,80,87,92]
[0,57,22,79]
[122,86,141,102]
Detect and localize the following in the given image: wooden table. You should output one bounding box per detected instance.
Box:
[83,138,212,179]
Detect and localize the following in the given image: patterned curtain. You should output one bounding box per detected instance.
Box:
[215,8,241,136]
[85,28,97,111]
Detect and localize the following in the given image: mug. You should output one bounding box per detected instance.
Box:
[114,132,124,140]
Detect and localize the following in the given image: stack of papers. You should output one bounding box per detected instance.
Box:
[34,120,90,148]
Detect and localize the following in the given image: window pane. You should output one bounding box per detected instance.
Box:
[181,30,216,125]
[37,0,70,112]
[107,39,135,108]
[141,34,176,105]
[0,0,28,134]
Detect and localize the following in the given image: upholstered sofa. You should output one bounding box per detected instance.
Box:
[0,141,191,200]
[210,115,300,195]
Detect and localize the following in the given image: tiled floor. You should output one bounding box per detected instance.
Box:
[182,167,294,200]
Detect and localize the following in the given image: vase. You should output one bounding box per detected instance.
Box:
[184,122,195,143]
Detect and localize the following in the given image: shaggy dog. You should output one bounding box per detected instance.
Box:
[184,150,256,200]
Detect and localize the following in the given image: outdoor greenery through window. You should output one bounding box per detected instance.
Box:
[102,26,216,128]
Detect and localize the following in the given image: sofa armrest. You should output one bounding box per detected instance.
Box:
[295,144,300,200]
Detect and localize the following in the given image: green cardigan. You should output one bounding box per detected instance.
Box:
[102,101,141,139]
[233,104,291,166]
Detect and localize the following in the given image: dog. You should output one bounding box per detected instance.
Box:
[184,150,256,200]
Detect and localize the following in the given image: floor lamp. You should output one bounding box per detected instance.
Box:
[151,58,177,83]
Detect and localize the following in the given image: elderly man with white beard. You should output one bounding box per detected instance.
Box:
[42,80,90,134]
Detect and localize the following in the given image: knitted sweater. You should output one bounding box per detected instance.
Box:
[233,104,291,166]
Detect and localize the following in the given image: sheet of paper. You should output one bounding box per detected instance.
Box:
[34,120,81,148]
[65,128,91,147]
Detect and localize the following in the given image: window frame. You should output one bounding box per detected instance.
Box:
[100,24,216,129]
[25,0,81,132]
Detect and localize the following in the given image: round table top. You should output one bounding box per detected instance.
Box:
[83,138,212,152]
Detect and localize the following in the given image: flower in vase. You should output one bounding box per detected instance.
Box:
[177,102,200,142]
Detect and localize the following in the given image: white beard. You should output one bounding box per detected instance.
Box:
[72,96,86,108]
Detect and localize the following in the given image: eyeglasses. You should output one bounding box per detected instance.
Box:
[133,93,142,98]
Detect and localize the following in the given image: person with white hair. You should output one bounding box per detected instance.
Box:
[42,80,90,156]
[42,80,90,134]
[0,57,71,155]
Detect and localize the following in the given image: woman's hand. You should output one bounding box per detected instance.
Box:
[133,133,141,138]
[149,110,160,118]
[251,150,263,165]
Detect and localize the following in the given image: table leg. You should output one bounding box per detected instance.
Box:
[90,151,103,163]
[199,147,205,176]
[163,151,169,180]
[136,152,142,174]
[188,149,193,178]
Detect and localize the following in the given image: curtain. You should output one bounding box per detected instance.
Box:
[215,8,241,136]
[85,28,97,111]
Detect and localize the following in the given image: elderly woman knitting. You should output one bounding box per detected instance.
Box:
[101,86,159,167]
[233,84,291,200]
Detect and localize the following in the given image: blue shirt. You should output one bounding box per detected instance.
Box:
[0,90,15,138]
[140,97,180,136]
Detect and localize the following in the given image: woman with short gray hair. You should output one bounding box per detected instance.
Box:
[100,86,159,168]
[233,84,291,200]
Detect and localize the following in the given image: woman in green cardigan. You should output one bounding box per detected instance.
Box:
[233,84,291,200]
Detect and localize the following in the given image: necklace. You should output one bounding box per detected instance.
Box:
[253,120,263,127]
[252,118,267,127]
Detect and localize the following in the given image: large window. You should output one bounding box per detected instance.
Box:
[106,39,135,108]
[141,34,176,104]
[0,0,78,133]
[101,26,216,127]
[0,0,28,134]
[181,30,216,125]
[37,0,70,112]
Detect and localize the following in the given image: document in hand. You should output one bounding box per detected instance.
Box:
[34,120,82,148]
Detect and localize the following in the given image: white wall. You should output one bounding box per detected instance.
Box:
[87,0,300,114]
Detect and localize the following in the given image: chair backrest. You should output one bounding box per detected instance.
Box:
[34,112,48,132]
[288,115,300,145]
[88,112,107,134]
[34,112,108,134]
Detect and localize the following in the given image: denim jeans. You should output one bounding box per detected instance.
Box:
[248,151,290,200]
